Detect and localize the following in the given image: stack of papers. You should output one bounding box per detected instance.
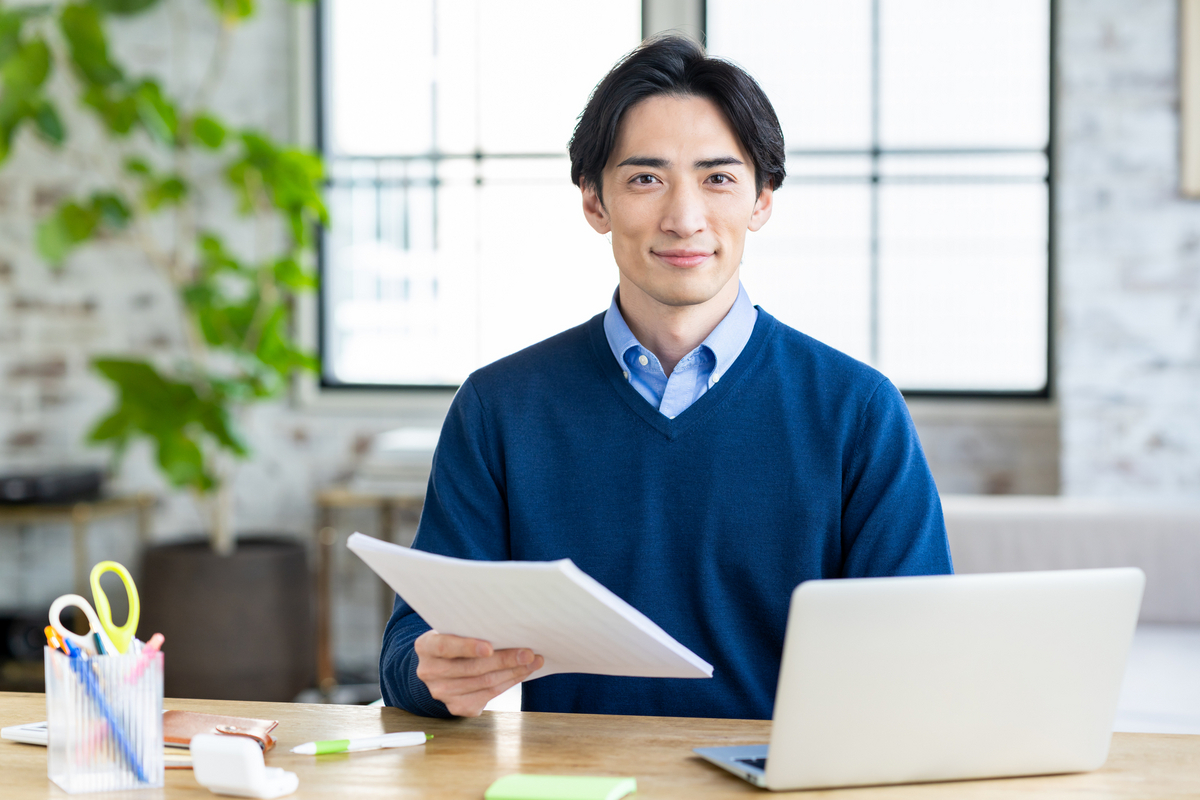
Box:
[347,533,713,680]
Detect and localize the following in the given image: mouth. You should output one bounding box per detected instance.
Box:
[653,249,714,268]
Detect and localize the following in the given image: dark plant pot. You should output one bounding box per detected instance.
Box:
[139,537,314,702]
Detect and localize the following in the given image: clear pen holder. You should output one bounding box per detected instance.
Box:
[44,646,165,793]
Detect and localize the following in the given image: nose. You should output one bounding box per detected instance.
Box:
[660,181,707,239]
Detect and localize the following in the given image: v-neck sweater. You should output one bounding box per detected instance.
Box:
[380,308,953,720]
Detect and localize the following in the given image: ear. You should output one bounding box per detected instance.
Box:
[748,184,774,232]
[581,181,612,235]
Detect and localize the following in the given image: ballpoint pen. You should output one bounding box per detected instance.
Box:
[63,639,148,784]
[290,731,430,755]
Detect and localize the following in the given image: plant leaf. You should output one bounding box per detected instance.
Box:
[196,402,248,455]
[144,175,187,209]
[123,156,151,174]
[88,408,132,442]
[207,0,255,22]
[35,201,97,265]
[191,112,226,148]
[91,192,131,228]
[31,99,64,144]
[156,430,209,488]
[272,255,316,290]
[35,215,73,266]
[82,84,138,134]
[34,193,131,264]
[133,80,177,144]
[0,12,23,64]
[92,0,161,15]
[2,37,50,90]
[89,358,249,493]
[226,132,328,244]
[60,4,122,86]
[92,358,163,392]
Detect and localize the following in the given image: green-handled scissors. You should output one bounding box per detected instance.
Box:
[89,561,140,655]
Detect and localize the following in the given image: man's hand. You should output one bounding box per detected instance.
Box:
[414,630,544,717]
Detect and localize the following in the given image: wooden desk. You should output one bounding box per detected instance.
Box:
[3,692,1199,799]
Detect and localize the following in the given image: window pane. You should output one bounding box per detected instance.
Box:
[788,155,873,180]
[322,0,639,385]
[476,1,640,153]
[474,159,615,367]
[322,1,1051,393]
[877,184,1048,391]
[328,1,434,155]
[324,160,462,384]
[324,157,615,385]
[879,0,1050,148]
[742,185,872,362]
[880,152,1048,179]
[707,0,872,149]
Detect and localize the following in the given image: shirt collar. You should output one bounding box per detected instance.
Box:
[602,282,758,377]
[603,291,643,366]
[700,282,757,379]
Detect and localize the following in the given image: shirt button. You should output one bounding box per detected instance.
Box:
[669,415,676,420]
[638,355,649,366]
[711,374,720,384]
[622,371,629,380]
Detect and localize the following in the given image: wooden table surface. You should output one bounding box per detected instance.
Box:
[3,692,1200,799]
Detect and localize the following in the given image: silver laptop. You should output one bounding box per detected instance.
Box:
[694,568,1144,791]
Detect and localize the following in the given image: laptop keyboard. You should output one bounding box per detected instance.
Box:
[736,757,768,770]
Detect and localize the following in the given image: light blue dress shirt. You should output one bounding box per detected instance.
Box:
[603,282,759,419]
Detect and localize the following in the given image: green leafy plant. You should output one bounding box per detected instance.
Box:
[0,0,325,554]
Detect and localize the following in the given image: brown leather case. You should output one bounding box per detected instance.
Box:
[162,710,279,752]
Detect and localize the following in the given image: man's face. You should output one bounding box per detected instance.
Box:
[582,94,773,314]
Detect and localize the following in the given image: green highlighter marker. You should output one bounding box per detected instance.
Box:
[291,731,431,755]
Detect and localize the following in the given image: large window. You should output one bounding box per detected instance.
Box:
[707,0,1051,393]
[319,0,640,386]
[318,0,1051,394]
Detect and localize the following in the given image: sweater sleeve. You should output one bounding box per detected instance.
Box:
[379,378,511,716]
[839,378,954,578]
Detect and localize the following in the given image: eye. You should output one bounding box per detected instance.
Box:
[708,173,732,185]
[631,173,660,185]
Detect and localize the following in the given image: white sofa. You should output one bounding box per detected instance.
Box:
[941,495,1200,623]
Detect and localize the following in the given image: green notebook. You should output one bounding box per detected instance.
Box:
[484,774,637,800]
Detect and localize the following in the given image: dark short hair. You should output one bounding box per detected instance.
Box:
[569,35,786,202]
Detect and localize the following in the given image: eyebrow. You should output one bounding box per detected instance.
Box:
[615,156,745,170]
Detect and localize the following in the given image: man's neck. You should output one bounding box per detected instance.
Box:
[617,276,741,376]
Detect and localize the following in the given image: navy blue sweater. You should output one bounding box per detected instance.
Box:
[380,309,953,719]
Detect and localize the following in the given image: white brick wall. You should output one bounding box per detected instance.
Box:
[1058,0,1200,495]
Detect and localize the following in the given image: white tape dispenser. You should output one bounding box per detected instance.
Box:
[191,734,299,799]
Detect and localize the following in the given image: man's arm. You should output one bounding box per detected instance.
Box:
[378,379,543,716]
[840,377,954,577]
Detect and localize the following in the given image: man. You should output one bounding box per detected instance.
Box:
[380,36,953,720]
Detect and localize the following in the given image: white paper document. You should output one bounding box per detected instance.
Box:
[347,533,713,680]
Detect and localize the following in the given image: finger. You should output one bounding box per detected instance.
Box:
[442,673,530,718]
[417,631,494,659]
[433,647,536,680]
[431,659,540,698]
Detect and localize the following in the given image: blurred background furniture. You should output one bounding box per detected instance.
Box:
[0,493,155,604]
[0,492,155,692]
[314,487,424,701]
[944,495,1200,623]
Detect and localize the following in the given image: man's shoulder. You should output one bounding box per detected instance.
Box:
[759,309,890,397]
